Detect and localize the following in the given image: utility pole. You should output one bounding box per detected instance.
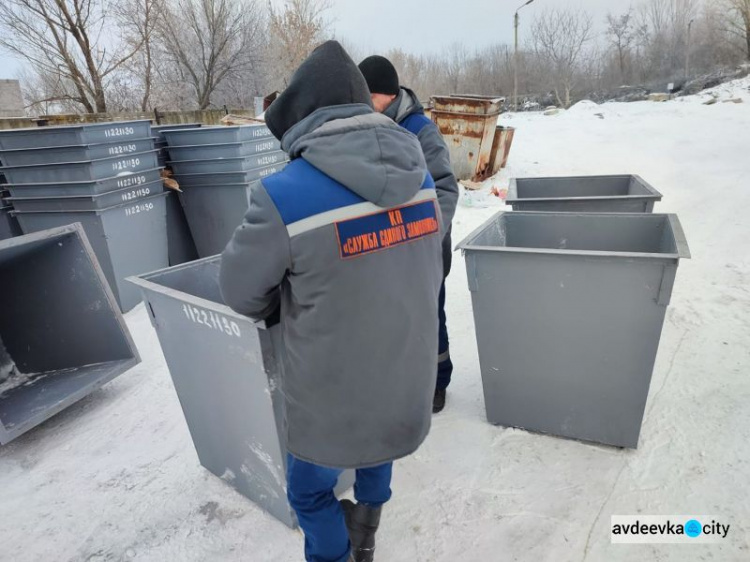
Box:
[514,0,537,112]
[685,18,695,78]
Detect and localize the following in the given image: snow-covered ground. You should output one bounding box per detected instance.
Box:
[2,80,750,562]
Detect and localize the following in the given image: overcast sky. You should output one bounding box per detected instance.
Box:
[0,0,626,79]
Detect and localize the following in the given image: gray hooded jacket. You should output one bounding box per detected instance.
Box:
[385,87,459,275]
[220,103,443,469]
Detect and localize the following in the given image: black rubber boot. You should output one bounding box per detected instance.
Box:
[433,388,446,413]
[340,499,382,562]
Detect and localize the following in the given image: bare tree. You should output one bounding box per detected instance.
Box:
[113,0,165,111]
[530,8,594,107]
[267,0,331,89]
[158,0,265,110]
[723,0,750,60]
[606,11,636,81]
[0,0,146,113]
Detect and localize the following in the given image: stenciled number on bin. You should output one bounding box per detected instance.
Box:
[104,126,135,138]
[124,201,154,216]
[182,304,241,337]
[112,157,141,172]
[117,174,148,189]
[254,142,275,153]
[121,187,151,202]
[108,144,138,156]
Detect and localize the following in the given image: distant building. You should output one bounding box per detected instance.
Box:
[0,80,24,117]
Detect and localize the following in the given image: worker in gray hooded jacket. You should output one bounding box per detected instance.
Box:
[359,55,459,414]
[219,41,443,562]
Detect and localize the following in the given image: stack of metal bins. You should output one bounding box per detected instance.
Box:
[151,123,203,266]
[162,124,288,257]
[0,121,168,312]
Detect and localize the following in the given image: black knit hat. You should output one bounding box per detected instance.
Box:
[264,41,373,141]
[358,56,400,96]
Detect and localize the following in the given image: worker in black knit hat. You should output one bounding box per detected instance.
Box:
[359,55,459,415]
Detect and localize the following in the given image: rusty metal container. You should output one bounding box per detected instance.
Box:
[430,95,505,182]
[488,126,516,176]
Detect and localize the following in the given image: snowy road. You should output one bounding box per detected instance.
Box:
[1,81,749,562]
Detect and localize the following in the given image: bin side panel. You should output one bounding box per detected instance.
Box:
[165,191,199,266]
[102,195,169,312]
[0,232,134,373]
[469,251,672,448]
[140,288,295,527]
[179,185,250,258]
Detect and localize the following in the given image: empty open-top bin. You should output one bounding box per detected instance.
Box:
[0,224,140,445]
[129,257,353,527]
[507,175,662,212]
[458,211,690,448]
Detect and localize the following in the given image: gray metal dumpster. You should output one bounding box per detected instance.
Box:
[168,151,286,175]
[430,95,504,181]
[128,257,353,527]
[173,162,286,189]
[0,121,152,150]
[7,180,162,212]
[161,124,273,146]
[13,192,169,312]
[458,211,690,448]
[507,175,663,213]
[179,161,289,258]
[3,168,164,198]
[0,138,156,167]
[167,142,282,162]
[0,223,140,445]
[0,150,160,184]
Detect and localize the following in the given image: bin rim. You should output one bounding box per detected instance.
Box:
[161,124,267,136]
[167,151,285,166]
[507,175,663,203]
[0,137,159,155]
[0,221,141,361]
[0,167,164,188]
[127,256,275,331]
[176,182,251,189]
[456,210,691,260]
[9,190,168,216]
[6,179,164,203]
[0,149,160,172]
[0,119,152,136]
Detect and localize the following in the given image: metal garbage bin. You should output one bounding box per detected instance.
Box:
[507,175,663,213]
[179,162,289,258]
[0,121,152,150]
[128,257,354,527]
[168,151,287,175]
[458,211,690,448]
[0,223,140,445]
[3,168,164,198]
[160,124,274,146]
[13,192,169,312]
[430,95,504,181]
[0,150,160,185]
[487,126,515,176]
